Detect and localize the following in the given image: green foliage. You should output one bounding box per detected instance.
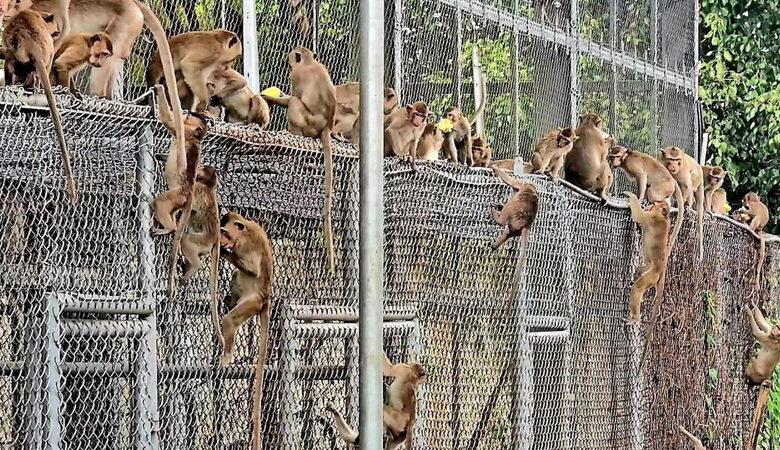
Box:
[700,0,780,232]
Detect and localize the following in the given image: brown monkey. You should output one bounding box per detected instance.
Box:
[702,165,726,213]
[207,68,270,128]
[624,191,669,326]
[51,31,112,98]
[745,301,780,384]
[2,9,78,203]
[710,188,729,215]
[564,114,614,201]
[414,123,444,161]
[277,47,336,272]
[678,425,707,450]
[531,127,578,181]
[219,211,273,450]
[441,90,486,166]
[327,352,425,450]
[658,146,704,260]
[735,192,769,291]
[608,146,684,249]
[333,83,397,141]
[147,30,242,111]
[471,136,493,167]
[384,102,432,164]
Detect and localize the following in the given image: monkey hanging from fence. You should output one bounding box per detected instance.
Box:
[219,211,274,450]
[733,192,769,292]
[745,301,780,385]
[327,352,425,450]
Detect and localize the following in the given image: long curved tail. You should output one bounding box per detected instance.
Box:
[251,307,271,450]
[37,57,76,203]
[756,232,766,292]
[321,129,335,273]
[696,183,704,261]
[209,216,223,348]
[638,258,668,371]
[668,181,684,250]
[469,77,487,129]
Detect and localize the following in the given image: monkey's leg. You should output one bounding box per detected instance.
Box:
[626,270,659,325]
[445,136,458,164]
[90,57,123,99]
[326,405,359,444]
[549,157,564,181]
[180,58,212,111]
[153,188,187,235]
[219,294,263,367]
[464,136,474,166]
[382,405,409,439]
[181,237,205,279]
[492,229,510,249]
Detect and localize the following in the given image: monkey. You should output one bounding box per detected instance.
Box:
[440,84,486,166]
[201,68,270,128]
[624,191,672,371]
[50,31,112,98]
[745,301,780,384]
[678,425,707,450]
[710,188,729,215]
[326,352,425,450]
[734,192,770,291]
[658,146,704,260]
[279,47,336,272]
[332,83,398,142]
[491,166,539,306]
[219,211,273,450]
[147,30,242,112]
[608,146,684,249]
[564,114,614,202]
[2,9,78,203]
[414,123,444,162]
[384,102,432,165]
[702,165,726,214]
[531,127,578,181]
[471,136,493,168]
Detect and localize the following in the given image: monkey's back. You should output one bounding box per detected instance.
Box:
[564,124,604,186]
[507,187,538,234]
[2,11,53,70]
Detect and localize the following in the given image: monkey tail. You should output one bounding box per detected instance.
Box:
[756,232,766,293]
[134,0,187,178]
[469,76,487,130]
[36,57,77,204]
[507,228,529,315]
[251,306,271,450]
[668,181,684,252]
[167,192,192,302]
[678,425,705,450]
[321,128,335,273]
[638,260,667,372]
[209,218,223,349]
[696,182,704,261]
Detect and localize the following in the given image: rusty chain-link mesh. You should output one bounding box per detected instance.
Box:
[0,84,774,449]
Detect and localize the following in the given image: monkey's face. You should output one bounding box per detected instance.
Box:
[89,37,113,68]
[444,107,465,124]
[407,103,430,128]
[219,212,248,250]
[707,170,725,187]
[663,156,681,175]
[195,166,218,188]
[184,116,208,141]
[579,113,602,129]
[409,363,426,385]
[608,148,627,167]
[557,128,576,148]
[744,193,760,205]
[646,202,670,218]
[289,46,315,69]
[472,140,491,167]
[384,89,398,115]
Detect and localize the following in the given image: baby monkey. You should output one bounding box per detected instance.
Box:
[702,165,726,214]
[327,352,425,450]
[51,32,113,99]
[745,301,780,384]
[531,127,578,181]
[733,192,770,291]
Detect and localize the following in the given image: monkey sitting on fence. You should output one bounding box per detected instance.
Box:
[327,352,425,450]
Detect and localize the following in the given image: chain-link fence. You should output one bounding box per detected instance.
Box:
[0,85,775,449]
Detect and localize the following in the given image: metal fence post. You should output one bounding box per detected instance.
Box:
[569,0,579,126]
[358,0,385,444]
[45,294,62,450]
[135,126,160,450]
[243,0,260,93]
[393,0,404,100]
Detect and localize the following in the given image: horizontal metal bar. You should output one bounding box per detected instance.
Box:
[62,320,151,338]
[294,312,416,322]
[438,0,694,91]
[529,330,570,340]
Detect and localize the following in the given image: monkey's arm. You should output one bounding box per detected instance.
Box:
[444,135,458,163]
[753,305,773,334]
[492,166,525,191]
[636,171,647,201]
[262,94,291,107]
[624,192,648,224]
[220,248,261,278]
[154,84,176,133]
[747,306,767,340]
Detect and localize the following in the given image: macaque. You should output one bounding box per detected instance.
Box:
[269,47,336,272]
[208,68,270,128]
[624,191,670,327]
[710,188,729,215]
[415,123,444,162]
[384,102,432,165]
[50,31,112,98]
[745,302,780,384]
[327,352,425,450]
[702,165,726,213]
[678,425,707,450]
[608,146,684,248]
[658,147,704,260]
[734,192,770,291]
[441,98,485,165]
[531,127,578,181]
[333,82,398,141]
[147,29,242,112]
[564,114,614,201]
[219,211,274,450]
[2,9,77,203]
[471,136,492,167]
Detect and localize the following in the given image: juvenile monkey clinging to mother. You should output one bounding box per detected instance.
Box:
[51,31,113,99]
[745,301,780,384]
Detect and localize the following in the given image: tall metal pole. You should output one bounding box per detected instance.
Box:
[243,0,260,93]
[358,0,385,446]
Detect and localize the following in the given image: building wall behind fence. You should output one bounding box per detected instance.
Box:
[0,89,774,449]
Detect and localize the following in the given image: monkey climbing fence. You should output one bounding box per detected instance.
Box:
[0,88,774,450]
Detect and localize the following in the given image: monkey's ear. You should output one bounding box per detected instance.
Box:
[387,92,396,99]
[228,35,239,47]
[406,104,413,113]
[89,34,102,45]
